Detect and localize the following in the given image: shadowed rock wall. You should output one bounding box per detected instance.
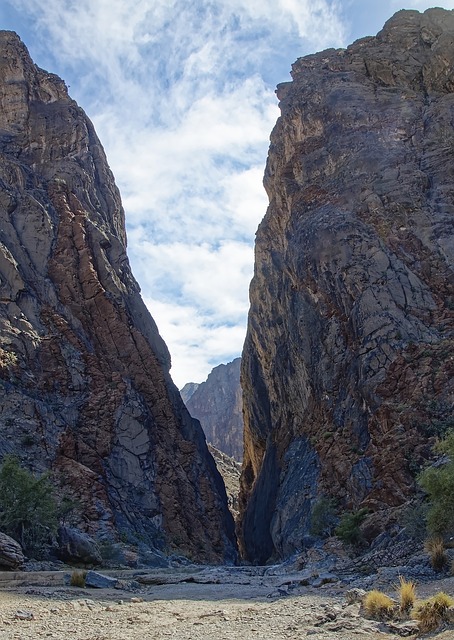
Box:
[239,8,454,564]
[0,31,236,563]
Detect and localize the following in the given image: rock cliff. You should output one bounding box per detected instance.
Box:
[183,358,243,461]
[0,31,236,563]
[239,8,454,564]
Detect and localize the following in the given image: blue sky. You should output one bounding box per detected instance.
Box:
[1,0,453,387]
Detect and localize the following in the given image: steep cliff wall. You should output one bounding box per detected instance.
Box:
[184,358,243,461]
[0,31,236,563]
[239,8,454,564]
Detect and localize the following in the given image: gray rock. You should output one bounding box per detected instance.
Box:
[310,572,339,587]
[384,620,420,637]
[85,571,119,589]
[57,527,102,565]
[0,532,24,569]
[14,610,34,620]
[345,588,366,604]
[183,358,243,461]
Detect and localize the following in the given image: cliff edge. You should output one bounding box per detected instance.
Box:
[0,31,236,563]
[239,8,454,563]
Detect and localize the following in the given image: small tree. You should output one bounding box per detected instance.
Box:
[0,455,58,556]
[335,508,368,546]
[418,431,454,539]
[310,496,337,537]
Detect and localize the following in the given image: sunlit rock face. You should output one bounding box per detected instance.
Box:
[183,358,243,461]
[239,8,454,564]
[0,31,236,563]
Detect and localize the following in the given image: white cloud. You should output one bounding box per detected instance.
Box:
[6,0,346,386]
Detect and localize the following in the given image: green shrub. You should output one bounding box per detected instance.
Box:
[418,430,454,538]
[310,496,337,537]
[400,501,428,541]
[335,508,368,546]
[0,455,58,556]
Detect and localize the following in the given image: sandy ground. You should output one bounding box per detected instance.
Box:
[0,570,453,640]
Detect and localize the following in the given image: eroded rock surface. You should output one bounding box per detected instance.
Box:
[0,532,24,569]
[239,8,454,563]
[208,444,241,519]
[183,358,243,461]
[0,31,236,563]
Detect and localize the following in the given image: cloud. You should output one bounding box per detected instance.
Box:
[6,0,346,386]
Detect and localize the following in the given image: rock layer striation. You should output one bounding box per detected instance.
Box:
[239,9,454,563]
[0,31,236,563]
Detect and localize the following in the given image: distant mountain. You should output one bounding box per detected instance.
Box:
[180,382,200,404]
[182,358,243,461]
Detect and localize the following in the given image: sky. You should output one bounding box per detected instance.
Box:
[1,0,453,387]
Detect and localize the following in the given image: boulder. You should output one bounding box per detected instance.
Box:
[57,526,102,565]
[85,570,118,589]
[0,531,24,569]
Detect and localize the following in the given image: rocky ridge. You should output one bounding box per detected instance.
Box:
[239,8,454,564]
[0,31,236,563]
[183,358,243,461]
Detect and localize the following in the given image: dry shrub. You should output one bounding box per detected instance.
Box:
[395,576,417,614]
[413,592,454,633]
[424,537,448,572]
[363,590,396,620]
[70,570,86,588]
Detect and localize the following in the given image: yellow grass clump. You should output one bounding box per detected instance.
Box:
[413,592,454,633]
[395,576,417,614]
[424,537,447,572]
[70,570,86,588]
[363,590,396,620]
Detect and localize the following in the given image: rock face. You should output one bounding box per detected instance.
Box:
[239,8,454,564]
[0,31,236,563]
[0,531,24,569]
[183,358,243,461]
[180,382,199,404]
[208,444,241,519]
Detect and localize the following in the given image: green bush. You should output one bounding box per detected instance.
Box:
[418,431,454,538]
[310,496,337,537]
[335,508,368,546]
[0,455,58,556]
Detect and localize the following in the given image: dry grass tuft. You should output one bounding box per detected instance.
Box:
[363,590,396,620]
[413,592,454,633]
[70,570,86,588]
[395,576,417,614]
[424,537,448,572]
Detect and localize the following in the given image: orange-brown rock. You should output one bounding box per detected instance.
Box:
[239,8,454,564]
[0,31,236,563]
